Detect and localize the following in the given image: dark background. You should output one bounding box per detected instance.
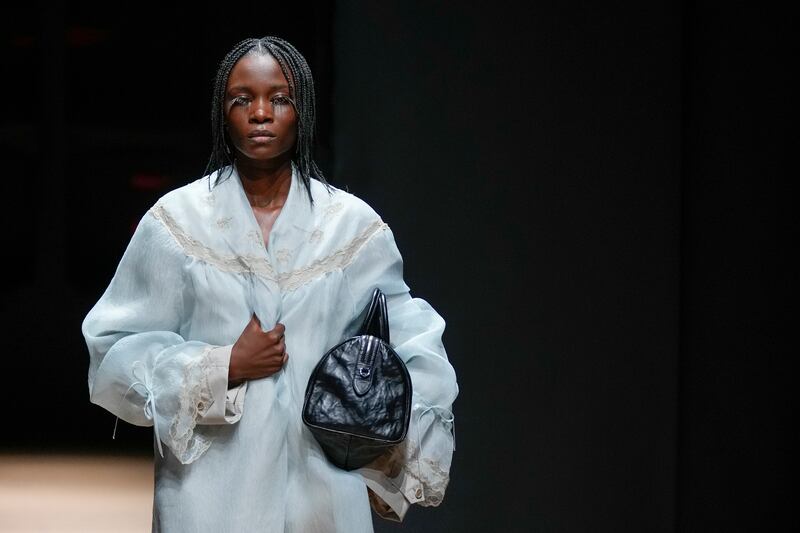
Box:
[0,1,791,532]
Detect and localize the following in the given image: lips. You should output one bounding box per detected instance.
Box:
[248,130,277,138]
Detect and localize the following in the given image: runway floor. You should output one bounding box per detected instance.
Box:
[0,453,153,532]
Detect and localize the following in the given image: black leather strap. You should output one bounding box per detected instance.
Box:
[359,288,390,343]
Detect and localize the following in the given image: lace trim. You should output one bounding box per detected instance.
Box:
[275,219,387,292]
[150,203,388,292]
[151,204,277,281]
[403,438,452,507]
[167,346,215,464]
[372,405,454,508]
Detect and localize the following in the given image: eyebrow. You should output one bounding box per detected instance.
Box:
[227,84,289,93]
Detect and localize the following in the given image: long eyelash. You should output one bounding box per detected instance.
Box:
[273,95,295,106]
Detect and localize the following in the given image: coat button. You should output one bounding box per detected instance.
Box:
[415,488,423,499]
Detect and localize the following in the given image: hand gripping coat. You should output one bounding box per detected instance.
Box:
[82,163,459,532]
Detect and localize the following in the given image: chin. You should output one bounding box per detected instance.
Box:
[240,150,293,164]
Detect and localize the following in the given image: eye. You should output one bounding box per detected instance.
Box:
[271,95,294,106]
[231,95,251,106]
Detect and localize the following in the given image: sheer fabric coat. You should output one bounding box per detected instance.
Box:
[82,164,459,532]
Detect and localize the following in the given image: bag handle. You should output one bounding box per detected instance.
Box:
[359,287,390,343]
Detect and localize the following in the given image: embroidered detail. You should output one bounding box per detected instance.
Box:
[276,249,293,265]
[167,346,216,464]
[151,203,388,292]
[324,202,344,217]
[246,230,263,248]
[216,217,233,230]
[275,219,388,292]
[304,202,342,246]
[309,229,324,244]
[204,194,215,206]
[151,204,277,281]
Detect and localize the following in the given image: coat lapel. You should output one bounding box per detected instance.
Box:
[208,162,316,279]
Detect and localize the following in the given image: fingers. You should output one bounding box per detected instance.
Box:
[247,317,285,341]
[259,323,287,363]
[265,323,286,345]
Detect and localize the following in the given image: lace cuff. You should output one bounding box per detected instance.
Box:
[407,399,456,507]
[359,398,456,520]
[166,346,216,464]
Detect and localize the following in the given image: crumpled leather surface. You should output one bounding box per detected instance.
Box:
[302,288,412,471]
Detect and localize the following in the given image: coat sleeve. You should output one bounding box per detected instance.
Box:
[82,206,246,464]
[344,222,459,521]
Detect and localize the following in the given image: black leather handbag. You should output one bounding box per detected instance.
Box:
[302,287,412,471]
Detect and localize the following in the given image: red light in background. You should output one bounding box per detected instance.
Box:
[66,27,109,47]
[130,173,171,191]
[9,27,109,48]
[10,35,35,47]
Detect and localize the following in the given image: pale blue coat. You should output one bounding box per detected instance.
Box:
[82,163,458,532]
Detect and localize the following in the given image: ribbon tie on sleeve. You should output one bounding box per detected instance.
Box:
[417,401,456,451]
[112,360,165,458]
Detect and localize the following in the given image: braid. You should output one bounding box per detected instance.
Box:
[202,36,333,206]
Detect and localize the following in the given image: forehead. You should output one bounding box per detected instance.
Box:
[226,53,291,92]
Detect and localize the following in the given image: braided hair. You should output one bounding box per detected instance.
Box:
[203,36,333,205]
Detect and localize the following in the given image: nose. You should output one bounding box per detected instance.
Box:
[250,97,273,123]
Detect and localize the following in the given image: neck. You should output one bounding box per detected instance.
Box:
[235,158,293,206]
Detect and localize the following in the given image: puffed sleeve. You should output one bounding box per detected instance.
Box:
[82,206,246,465]
[344,223,459,522]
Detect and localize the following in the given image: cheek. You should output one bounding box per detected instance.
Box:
[279,115,299,144]
[225,114,249,143]
[279,108,299,133]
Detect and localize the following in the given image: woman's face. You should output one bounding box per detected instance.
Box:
[224,53,297,165]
